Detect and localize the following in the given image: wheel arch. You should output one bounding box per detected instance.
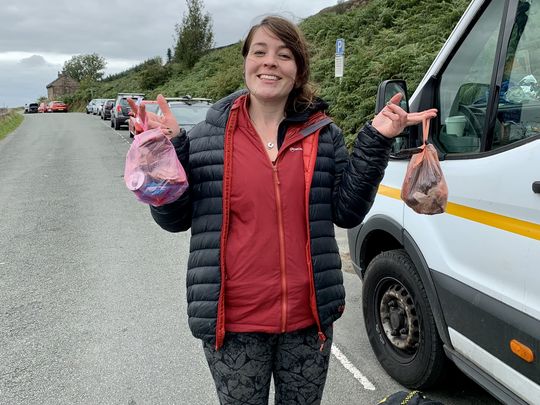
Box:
[355,214,452,347]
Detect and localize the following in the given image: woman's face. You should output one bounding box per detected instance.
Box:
[244,27,298,105]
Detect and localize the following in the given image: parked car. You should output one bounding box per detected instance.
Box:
[86,99,97,114]
[155,97,212,135]
[38,102,47,113]
[110,93,145,130]
[92,98,108,115]
[127,99,159,137]
[100,99,115,120]
[25,103,38,113]
[47,101,68,112]
[348,1,540,404]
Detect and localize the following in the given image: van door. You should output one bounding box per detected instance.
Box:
[405,0,540,399]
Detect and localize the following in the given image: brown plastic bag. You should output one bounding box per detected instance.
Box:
[401,119,448,215]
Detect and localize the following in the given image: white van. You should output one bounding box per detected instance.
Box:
[347,0,540,403]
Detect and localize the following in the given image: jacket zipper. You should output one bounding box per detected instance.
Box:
[301,128,327,349]
[216,103,241,350]
[272,162,288,333]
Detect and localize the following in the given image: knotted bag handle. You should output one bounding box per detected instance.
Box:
[421,117,430,146]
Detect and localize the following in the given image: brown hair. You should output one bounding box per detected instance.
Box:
[242,16,316,112]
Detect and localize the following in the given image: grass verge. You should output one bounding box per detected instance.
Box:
[0,111,24,141]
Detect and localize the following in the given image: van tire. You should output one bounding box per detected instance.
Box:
[362,249,446,389]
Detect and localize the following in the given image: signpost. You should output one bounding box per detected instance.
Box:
[335,38,345,79]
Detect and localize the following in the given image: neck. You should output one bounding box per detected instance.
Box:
[248,95,286,127]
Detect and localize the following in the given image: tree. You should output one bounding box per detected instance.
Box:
[174,0,214,69]
[140,58,170,89]
[62,53,106,82]
[167,48,173,64]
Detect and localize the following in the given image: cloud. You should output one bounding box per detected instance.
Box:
[0,0,337,107]
[19,54,48,67]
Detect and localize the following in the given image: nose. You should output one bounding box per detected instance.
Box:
[262,53,278,67]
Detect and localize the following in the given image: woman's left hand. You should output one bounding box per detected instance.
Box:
[371,93,438,138]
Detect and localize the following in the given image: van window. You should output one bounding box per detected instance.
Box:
[493,0,540,149]
[436,0,505,154]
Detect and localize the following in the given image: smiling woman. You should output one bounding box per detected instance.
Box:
[136,14,437,405]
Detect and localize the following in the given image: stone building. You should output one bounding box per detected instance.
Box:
[46,73,79,100]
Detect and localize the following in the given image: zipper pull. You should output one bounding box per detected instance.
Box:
[318,331,327,352]
[273,165,280,185]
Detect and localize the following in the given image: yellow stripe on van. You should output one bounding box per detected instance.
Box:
[377,185,540,241]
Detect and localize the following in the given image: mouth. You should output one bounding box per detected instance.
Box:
[257,74,280,81]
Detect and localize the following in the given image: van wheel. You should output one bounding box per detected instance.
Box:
[362,249,446,389]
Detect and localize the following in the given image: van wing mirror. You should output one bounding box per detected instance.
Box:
[375,79,409,114]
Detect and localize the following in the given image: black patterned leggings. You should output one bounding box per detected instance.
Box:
[203,325,333,405]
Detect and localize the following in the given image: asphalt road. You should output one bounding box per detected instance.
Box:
[0,113,499,404]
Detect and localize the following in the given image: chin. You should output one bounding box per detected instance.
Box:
[251,89,289,102]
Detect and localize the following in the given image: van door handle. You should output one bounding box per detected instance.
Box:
[533,182,540,194]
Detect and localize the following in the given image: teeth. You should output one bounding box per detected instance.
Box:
[259,74,279,80]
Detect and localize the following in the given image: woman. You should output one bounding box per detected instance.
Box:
[131,16,436,405]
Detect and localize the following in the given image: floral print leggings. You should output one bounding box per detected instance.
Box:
[203,325,333,405]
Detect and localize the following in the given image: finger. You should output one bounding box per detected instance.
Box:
[159,127,175,138]
[385,102,408,118]
[406,112,437,126]
[387,92,403,105]
[407,109,438,118]
[145,117,162,130]
[146,111,161,123]
[127,98,139,116]
[156,94,174,118]
[138,103,147,128]
[381,110,400,120]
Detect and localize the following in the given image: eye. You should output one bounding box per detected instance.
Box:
[252,50,265,56]
[279,53,292,60]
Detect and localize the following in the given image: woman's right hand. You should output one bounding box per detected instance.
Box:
[127,94,181,139]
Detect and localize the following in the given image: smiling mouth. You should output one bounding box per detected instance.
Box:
[258,74,280,81]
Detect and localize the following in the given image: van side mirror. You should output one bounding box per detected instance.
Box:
[376,79,416,157]
[376,79,409,114]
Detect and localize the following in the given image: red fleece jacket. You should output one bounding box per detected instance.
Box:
[224,96,317,333]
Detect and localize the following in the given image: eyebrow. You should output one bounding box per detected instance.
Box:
[251,42,291,51]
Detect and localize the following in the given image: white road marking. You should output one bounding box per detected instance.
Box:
[332,344,376,391]
[100,118,131,145]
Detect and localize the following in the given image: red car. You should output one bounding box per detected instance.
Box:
[47,101,68,113]
[128,99,159,137]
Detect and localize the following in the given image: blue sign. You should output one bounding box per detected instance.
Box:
[336,38,345,56]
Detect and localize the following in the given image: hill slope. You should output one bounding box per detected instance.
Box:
[69,0,470,144]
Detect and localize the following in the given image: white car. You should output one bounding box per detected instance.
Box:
[92,99,107,115]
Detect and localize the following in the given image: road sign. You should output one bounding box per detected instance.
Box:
[335,55,344,78]
[336,38,345,56]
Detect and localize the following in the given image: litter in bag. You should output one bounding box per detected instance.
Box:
[124,126,188,206]
[401,118,448,215]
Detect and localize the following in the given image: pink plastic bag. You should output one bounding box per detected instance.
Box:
[124,127,188,206]
[401,118,448,215]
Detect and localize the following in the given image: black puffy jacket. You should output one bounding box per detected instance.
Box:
[150,91,393,347]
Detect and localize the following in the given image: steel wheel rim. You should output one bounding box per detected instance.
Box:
[374,277,420,359]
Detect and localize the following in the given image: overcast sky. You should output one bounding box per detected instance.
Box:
[0,0,339,107]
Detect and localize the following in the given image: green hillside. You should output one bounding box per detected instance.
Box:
[67,0,470,144]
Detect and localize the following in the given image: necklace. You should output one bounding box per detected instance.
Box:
[247,111,283,151]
